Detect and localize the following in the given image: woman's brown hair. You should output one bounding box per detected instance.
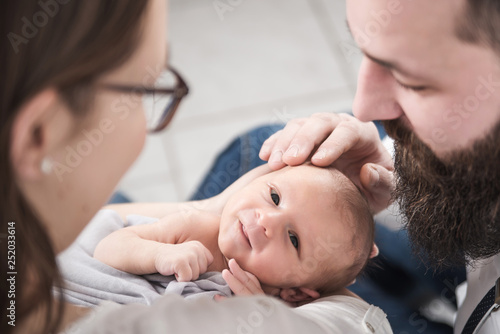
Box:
[1,1,150,333]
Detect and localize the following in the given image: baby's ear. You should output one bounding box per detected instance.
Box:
[279,287,320,303]
[369,243,379,258]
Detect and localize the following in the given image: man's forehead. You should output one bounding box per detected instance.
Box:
[346,0,464,75]
[346,0,463,30]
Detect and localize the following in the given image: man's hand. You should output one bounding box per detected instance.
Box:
[259,113,395,213]
[154,241,214,282]
[221,259,265,296]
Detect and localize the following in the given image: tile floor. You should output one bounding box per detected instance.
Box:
[115,0,365,203]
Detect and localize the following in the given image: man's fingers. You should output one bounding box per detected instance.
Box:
[262,113,351,168]
[259,130,282,160]
[260,120,305,170]
[360,163,395,213]
[310,121,359,166]
[281,115,342,166]
[361,163,395,193]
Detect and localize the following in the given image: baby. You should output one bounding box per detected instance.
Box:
[94,164,378,304]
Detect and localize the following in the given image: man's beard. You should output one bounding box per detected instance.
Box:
[382,119,500,269]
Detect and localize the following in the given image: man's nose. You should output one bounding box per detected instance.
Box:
[353,57,404,122]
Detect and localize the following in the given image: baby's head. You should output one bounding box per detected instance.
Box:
[218,164,377,303]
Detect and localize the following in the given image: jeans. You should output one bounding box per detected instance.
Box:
[107,192,132,204]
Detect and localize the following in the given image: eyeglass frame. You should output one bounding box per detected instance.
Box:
[98,66,189,133]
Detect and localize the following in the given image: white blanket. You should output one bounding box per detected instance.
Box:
[56,209,232,306]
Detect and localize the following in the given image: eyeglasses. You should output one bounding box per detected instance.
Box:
[100,66,189,133]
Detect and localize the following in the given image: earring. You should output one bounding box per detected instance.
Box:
[40,157,53,175]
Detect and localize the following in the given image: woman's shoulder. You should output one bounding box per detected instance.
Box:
[63,293,392,334]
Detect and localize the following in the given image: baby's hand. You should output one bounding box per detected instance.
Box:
[222,259,264,296]
[154,241,213,282]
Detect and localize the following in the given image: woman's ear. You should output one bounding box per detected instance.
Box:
[369,243,379,258]
[279,287,320,304]
[10,88,72,181]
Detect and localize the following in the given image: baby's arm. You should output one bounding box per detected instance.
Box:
[96,165,273,280]
[94,211,214,281]
[105,164,273,221]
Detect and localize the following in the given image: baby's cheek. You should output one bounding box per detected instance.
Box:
[245,260,286,287]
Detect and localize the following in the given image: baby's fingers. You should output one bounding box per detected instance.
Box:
[225,259,263,295]
[214,294,227,302]
[202,244,214,269]
[175,263,193,282]
[222,269,252,295]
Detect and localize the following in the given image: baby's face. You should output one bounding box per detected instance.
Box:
[218,165,359,291]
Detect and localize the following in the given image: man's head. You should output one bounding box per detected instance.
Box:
[347,0,500,267]
[218,164,377,303]
[349,0,500,155]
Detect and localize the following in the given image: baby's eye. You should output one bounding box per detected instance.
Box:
[270,188,280,206]
[289,232,299,249]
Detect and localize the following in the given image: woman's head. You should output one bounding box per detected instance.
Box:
[218,164,377,303]
[1,0,167,332]
[4,0,169,252]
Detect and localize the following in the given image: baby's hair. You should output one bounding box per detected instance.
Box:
[314,167,375,296]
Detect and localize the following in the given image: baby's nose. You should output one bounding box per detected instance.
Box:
[257,209,286,237]
[239,209,260,228]
[239,209,269,251]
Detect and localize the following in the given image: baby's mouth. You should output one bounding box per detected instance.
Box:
[240,221,251,248]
